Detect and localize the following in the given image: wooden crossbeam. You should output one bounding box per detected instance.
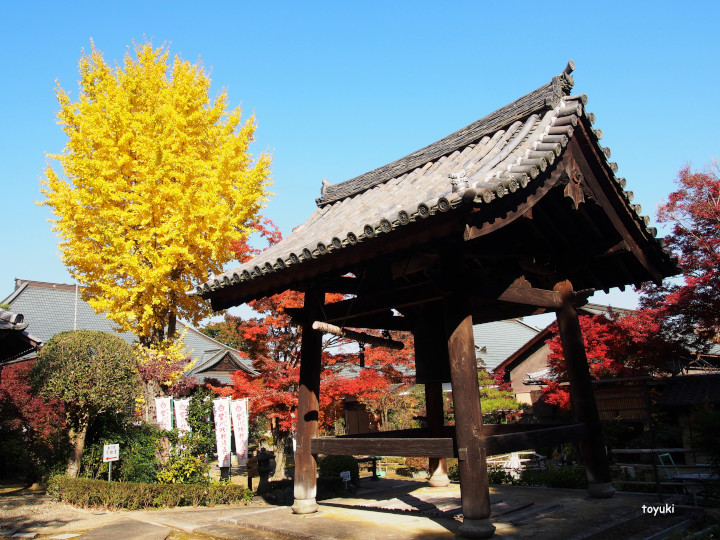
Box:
[286,308,414,331]
[312,437,455,458]
[294,276,566,325]
[311,321,405,350]
[319,284,443,322]
[485,423,589,455]
[312,423,589,458]
[491,276,562,309]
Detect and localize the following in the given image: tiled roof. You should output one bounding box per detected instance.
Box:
[187,347,259,379]
[317,74,571,206]
[3,280,125,345]
[197,62,667,302]
[2,279,255,376]
[473,319,540,371]
[0,308,28,331]
[491,304,633,375]
[0,308,42,361]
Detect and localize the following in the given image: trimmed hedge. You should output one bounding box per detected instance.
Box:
[47,476,253,510]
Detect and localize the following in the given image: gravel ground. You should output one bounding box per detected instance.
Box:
[0,485,128,536]
[0,483,276,538]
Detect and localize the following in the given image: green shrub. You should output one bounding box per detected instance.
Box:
[514,465,587,489]
[80,416,163,483]
[447,458,459,481]
[157,454,210,485]
[487,466,514,485]
[396,458,430,478]
[447,462,586,488]
[184,388,217,458]
[318,455,359,483]
[47,475,252,509]
[403,457,428,471]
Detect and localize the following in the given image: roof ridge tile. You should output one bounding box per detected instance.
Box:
[316,72,572,207]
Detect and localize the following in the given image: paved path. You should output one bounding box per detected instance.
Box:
[0,479,703,539]
[89,480,700,539]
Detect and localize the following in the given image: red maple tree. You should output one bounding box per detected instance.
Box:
[203,219,417,478]
[541,310,685,411]
[540,162,720,410]
[0,361,67,472]
[642,162,720,353]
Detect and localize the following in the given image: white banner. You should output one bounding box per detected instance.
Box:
[231,398,249,465]
[155,397,173,431]
[213,397,232,467]
[174,398,191,434]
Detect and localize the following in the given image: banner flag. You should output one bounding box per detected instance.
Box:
[231,398,249,465]
[174,398,191,434]
[155,397,173,431]
[213,397,232,467]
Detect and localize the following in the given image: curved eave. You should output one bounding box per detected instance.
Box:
[569,115,679,285]
[198,88,677,311]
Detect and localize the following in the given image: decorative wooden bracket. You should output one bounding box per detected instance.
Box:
[563,155,585,210]
[493,276,563,309]
[570,288,595,308]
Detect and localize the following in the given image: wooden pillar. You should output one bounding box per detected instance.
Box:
[554,280,615,498]
[415,304,451,488]
[444,291,495,538]
[292,288,324,514]
[425,381,449,487]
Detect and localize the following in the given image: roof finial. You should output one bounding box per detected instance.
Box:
[564,60,575,76]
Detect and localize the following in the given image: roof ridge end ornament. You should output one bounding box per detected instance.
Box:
[449,169,469,192]
[551,60,575,99]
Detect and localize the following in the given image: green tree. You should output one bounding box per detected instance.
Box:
[184,387,216,458]
[477,370,524,424]
[31,330,137,477]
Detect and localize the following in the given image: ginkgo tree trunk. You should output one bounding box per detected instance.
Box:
[41,41,271,346]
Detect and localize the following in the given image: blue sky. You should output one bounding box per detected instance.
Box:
[1,1,718,314]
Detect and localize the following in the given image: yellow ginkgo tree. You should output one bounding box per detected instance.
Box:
[41,41,271,345]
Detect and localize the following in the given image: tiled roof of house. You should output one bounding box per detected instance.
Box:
[0,308,42,361]
[3,280,124,345]
[491,303,634,375]
[2,279,255,378]
[197,62,671,304]
[473,319,540,371]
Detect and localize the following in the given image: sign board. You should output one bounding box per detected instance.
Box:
[339,470,351,482]
[103,444,119,462]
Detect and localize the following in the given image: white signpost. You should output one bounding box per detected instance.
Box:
[340,470,351,488]
[103,444,119,481]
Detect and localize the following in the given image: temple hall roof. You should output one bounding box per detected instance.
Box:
[198,62,676,313]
